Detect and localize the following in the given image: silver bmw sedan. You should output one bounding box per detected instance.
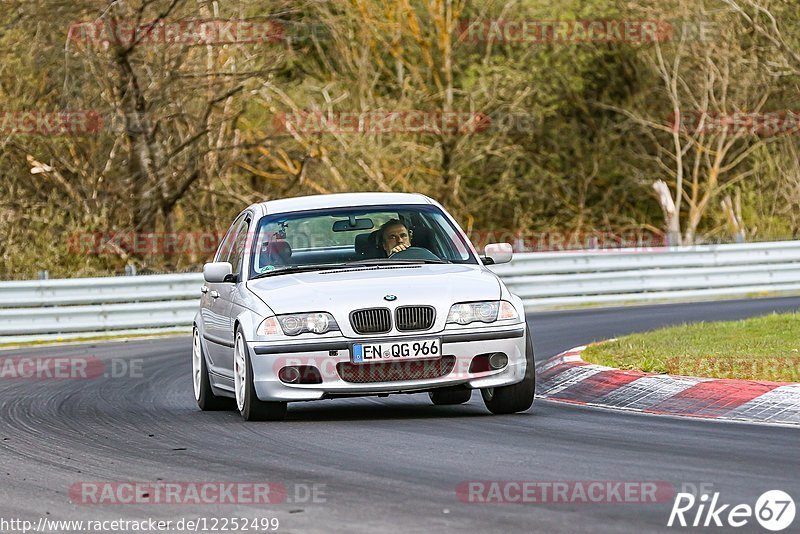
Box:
[193,192,534,421]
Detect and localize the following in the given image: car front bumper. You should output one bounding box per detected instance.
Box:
[246,325,528,401]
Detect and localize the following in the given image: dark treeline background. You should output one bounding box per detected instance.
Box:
[1,0,798,278]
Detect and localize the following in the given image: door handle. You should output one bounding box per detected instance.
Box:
[201,286,209,294]
[210,290,220,299]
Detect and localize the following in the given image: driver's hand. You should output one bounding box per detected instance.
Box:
[389,243,410,255]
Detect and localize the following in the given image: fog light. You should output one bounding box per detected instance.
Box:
[278,366,301,383]
[278,365,322,384]
[488,352,508,370]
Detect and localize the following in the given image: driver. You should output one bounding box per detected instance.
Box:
[380,219,413,256]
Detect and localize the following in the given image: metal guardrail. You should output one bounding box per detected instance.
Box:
[2,240,800,343]
[490,240,800,308]
[0,273,203,308]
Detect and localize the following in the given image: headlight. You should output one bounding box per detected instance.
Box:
[446,301,518,325]
[257,313,339,337]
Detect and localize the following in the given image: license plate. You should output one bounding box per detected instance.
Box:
[352,338,441,363]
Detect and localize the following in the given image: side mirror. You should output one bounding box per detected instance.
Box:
[483,243,513,265]
[203,262,233,283]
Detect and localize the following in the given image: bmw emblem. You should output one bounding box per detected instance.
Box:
[384,295,397,302]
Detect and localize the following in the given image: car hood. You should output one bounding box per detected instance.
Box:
[247,264,500,315]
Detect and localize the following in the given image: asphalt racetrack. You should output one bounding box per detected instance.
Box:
[1,297,799,533]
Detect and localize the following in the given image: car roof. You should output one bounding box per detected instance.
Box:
[252,192,433,216]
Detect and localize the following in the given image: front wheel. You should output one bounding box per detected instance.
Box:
[193,328,234,411]
[234,329,287,421]
[481,330,535,415]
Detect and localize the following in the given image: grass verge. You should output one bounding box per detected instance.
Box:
[0,330,188,349]
[581,312,800,382]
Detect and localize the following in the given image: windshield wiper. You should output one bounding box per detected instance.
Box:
[345,258,450,265]
[251,259,451,280]
[250,263,350,279]
[344,259,406,266]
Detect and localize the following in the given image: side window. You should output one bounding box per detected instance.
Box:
[226,218,251,277]
[214,214,246,263]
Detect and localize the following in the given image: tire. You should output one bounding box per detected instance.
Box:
[234,328,287,422]
[192,328,234,411]
[429,388,472,405]
[481,330,536,415]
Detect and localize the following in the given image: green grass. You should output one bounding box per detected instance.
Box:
[581,312,800,382]
[0,330,188,349]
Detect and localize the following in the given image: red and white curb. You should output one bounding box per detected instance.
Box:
[536,346,800,427]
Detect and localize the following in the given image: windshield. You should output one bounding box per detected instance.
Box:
[248,204,477,278]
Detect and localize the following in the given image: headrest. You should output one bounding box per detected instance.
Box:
[411,225,433,249]
[260,240,292,265]
[355,230,384,258]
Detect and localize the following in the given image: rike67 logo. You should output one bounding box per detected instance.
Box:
[668,490,795,531]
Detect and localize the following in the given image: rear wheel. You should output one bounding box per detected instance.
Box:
[234,329,287,421]
[192,328,233,411]
[481,330,536,415]
[429,388,472,405]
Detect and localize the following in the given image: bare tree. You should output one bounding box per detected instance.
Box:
[721,0,800,76]
[609,1,782,244]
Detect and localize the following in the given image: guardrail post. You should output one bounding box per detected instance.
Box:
[37,270,49,280]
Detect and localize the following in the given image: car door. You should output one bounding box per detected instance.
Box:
[201,214,246,374]
[214,214,252,376]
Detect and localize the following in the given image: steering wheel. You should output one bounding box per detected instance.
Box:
[388,246,441,261]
